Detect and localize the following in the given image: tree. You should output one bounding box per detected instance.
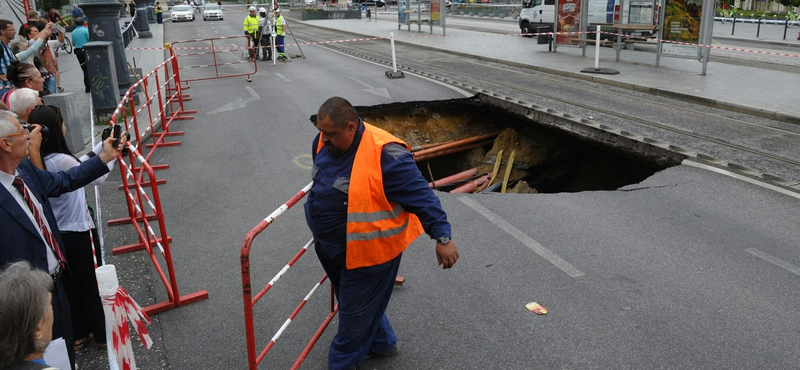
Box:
[35,0,70,13]
[777,0,800,9]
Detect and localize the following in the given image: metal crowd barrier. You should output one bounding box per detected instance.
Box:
[122,10,139,48]
[105,56,207,316]
[169,35,257,84]
[240,182,339,370]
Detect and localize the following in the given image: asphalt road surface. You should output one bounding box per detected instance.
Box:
[76,8,800,370]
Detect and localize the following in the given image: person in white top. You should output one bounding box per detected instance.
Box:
[257,7,272,61]
[29,105,115,351]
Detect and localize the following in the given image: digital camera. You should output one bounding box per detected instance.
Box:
[21,123,49,141]
[101,125,131,147]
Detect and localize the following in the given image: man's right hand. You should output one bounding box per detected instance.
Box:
[27,124,43,152]
[435,240,459,269]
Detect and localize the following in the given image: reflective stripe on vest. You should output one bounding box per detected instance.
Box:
[348,203,404,224]
[347,215,410,242]
[243,15,259,33]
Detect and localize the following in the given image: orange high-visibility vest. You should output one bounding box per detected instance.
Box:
[316,122,424,269]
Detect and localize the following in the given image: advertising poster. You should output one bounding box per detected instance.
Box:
[432,0,441,24]
[661,0,701,56]
[556,0,581,44]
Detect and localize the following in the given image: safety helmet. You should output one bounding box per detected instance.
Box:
[258,7,266,12]
[248,6,256,11]
[274,8,280,12]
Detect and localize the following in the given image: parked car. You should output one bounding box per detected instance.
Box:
[203,4,223,20]
[171,5,194,22]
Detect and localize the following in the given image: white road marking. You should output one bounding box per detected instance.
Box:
[275,73,290,82]
[349,77,391,99]
[683,160,800,200]
[207,86,260,114]
[746,248,800,275]
[459,197,585,278]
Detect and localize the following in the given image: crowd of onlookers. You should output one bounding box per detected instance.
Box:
[0,7,124,370]
[0,89,121,369]
[0,5,91,108]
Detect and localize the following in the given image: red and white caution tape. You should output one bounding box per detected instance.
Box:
[97,265,153,370]
[123,30,799,58]
[598,31,800,58]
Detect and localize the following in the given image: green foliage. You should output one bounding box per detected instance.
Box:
[35,0,69,12]
[777,0,800,8]
[716,7,798,18]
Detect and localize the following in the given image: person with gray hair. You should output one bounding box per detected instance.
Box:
[9,27,51,67]
[0,261,58,370]
[0,110,126,369]
[8,88,41,123]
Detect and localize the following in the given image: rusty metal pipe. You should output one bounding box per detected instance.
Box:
[414,140,494,162]
[450,174,489,194]
[428,168,478,188]
[412,132,500,157]
[412,139,456,152]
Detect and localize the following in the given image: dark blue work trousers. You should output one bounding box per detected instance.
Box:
[314,239,401,370]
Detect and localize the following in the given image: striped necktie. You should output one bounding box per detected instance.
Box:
[12,175,66,268]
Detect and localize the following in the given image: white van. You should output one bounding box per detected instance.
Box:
[519,0,658,38]
[518,0,555,36]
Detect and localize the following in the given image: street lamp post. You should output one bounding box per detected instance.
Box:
[81,0,133,95]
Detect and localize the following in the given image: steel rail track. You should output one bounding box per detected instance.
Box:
[287,23,800,172]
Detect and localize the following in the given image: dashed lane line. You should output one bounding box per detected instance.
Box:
[746,248,800,276]
[459,197,585,278]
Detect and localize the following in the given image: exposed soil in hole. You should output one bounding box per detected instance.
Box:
[350,96,680,194]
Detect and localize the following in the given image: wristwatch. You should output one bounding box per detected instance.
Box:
[436,236,451,245]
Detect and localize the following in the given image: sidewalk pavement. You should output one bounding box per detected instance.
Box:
[57,16,166,153]
[291,15,799,122]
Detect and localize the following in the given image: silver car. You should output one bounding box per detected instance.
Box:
[171,5,194,22]
[203,4,223,20]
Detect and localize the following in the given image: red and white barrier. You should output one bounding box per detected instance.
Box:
[240,182,339,370]
[97,265,153,370]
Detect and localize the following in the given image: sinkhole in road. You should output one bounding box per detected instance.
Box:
[355,94,685,194]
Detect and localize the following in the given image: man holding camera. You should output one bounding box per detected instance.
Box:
[0,109,126,370]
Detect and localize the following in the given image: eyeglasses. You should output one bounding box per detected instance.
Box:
[3,127,29,139]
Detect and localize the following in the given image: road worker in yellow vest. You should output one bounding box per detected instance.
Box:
[242,6,259,60]
[274,8,287,60]
[304,97,459,370]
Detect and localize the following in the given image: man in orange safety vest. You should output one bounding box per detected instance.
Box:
[304,97,459,370]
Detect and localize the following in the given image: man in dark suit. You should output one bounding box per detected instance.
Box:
[0,110,124,369]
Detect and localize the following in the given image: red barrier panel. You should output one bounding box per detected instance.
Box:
[116,56,194,167]
[169,35,257,85]
[111,144,209,315]
[240,182,338,370]
[105,56,208,315]
[107,55,193,224]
